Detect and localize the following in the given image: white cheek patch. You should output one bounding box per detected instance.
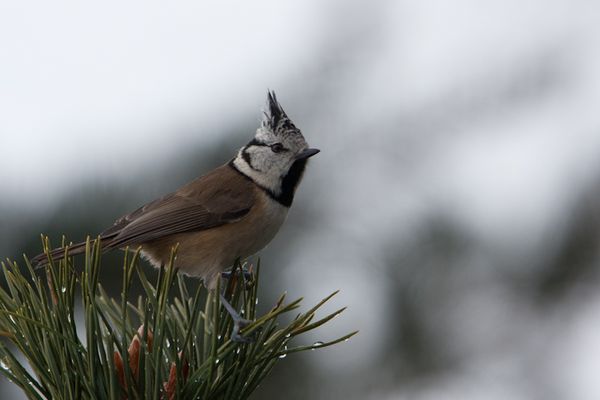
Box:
[233,153,282,196]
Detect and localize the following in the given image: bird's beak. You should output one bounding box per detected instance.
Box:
[295,148,320,160]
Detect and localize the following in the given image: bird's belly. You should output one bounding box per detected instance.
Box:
[139,199,288,288]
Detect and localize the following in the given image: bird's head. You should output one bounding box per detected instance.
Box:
[232,91,319,206]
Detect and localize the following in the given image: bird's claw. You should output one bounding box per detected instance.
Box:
[221,269,253,281]
[230,317,253,343]
[221,267,254,290]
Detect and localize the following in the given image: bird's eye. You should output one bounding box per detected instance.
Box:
[270,143,285,153]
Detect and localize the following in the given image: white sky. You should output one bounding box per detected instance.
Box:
[0,0,322,206]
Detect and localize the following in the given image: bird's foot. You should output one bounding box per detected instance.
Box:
[221,268,253,282]
[220,294,253,343]
[221,265,254,289]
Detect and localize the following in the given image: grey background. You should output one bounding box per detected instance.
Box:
[2,1,600,399]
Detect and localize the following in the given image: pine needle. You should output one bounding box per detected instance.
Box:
[0,237,356,399]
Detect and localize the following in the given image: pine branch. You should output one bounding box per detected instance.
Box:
[0,237,357,400]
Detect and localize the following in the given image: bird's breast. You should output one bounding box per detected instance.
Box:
[225,191,289,260]
[139,189,289,287]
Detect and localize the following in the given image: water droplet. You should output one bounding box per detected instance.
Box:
[0,358,9,370]
[217,335,222,340]
[278,344,288,358]
[255,298,259,305]
[236,348,241,354]
[285,333,291,338]
[61,286,67,293]
[240,309,245,315]
[312,341,324,350]
[215,358,220,364]
[344,338,349,342]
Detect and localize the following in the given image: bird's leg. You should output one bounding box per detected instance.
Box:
[219,293,252,343]
[220,258,252,343]
[218,258,255,342]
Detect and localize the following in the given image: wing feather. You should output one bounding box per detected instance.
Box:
[102,165,254,248]
[32,164,255,266]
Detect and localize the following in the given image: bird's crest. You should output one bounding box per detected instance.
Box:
[262,91,299,136]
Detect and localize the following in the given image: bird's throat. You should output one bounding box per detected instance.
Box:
[229,157,307,208]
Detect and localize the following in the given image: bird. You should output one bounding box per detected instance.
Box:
[31,91,319,339]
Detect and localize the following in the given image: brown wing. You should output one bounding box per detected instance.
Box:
[31,164,254,266]
[103,164,254,248]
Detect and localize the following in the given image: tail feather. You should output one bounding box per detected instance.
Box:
[30,235,116,268]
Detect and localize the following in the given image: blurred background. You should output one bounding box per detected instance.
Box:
[2,0,600,398]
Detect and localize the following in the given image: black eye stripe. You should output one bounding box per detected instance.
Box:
[246,139,288,153]
[247,138,268,147]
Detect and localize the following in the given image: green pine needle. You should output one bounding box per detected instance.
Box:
[0,237,357,399]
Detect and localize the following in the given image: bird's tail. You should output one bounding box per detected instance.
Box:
[30,235,116,268]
